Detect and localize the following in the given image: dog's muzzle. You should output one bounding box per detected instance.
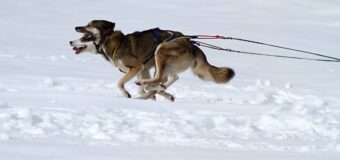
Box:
[80,32,96,42]
[75,26,87,33]
[69,33,92,54]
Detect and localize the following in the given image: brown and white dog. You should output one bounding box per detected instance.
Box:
[70,20,182,101]
[70,20,235,101]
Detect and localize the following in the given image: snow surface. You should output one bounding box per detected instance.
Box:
[1,0,340,159]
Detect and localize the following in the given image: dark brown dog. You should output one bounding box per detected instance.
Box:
[70,20,235,101]
[70,20,182,100]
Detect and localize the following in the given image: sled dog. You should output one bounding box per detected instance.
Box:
[70,20,182,100]
[69,20,234,101]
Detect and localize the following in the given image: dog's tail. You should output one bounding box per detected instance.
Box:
[191,45,235,83]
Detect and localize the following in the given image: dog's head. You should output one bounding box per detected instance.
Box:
[75,20,115,44]
[69,20,115,54]
[69,33,98,54]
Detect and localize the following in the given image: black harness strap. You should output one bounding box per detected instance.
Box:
[142,28,163,65]
[143,52,156,65]
[152,28,162,42]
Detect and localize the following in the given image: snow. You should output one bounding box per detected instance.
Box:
[1,0,340,159]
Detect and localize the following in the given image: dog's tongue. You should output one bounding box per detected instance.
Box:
[73,46,86,54]
[72,47,79,52]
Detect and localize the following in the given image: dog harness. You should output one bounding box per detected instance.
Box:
[140,28,187,65]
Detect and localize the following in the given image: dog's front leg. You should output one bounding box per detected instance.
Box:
[117,65,143,98]
[137,70,156,100]
[136,69,151,95]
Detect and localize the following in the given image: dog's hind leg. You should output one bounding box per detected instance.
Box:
[136,90,157,100]
[137,90,174,102]
[142,74,178,95]
[153,75,178,101]
[137,70,156,100]
[137,83,174,101]
[117,65,143,98]
[135,45,167,86]
[137,76,177,102]
[161,74,179,89]
[137,77,175,101]
[158,91,175,102]
[137,69,151,95]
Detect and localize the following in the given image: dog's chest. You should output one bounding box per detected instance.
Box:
[113,59,129,72]
[102,46,129,73]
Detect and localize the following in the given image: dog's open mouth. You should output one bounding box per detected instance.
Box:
[70,33,95,54]
[73,45,87,54]
[80,32,96,42]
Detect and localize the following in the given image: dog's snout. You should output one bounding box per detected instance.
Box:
[69,41,73,45]
[75,26,87,33]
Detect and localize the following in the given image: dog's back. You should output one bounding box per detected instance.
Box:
[119,28,184,66]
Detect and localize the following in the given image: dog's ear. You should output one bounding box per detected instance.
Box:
[102,20,115,30]
[107,22,115,30]
[91,20,115,30]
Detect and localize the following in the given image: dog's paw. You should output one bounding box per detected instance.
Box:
[160,84,167,90]
[151,95,156,101]
[135,81,142,86]
[136,95,156,100]
[169,95,175,102]
[123,91,131,98]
